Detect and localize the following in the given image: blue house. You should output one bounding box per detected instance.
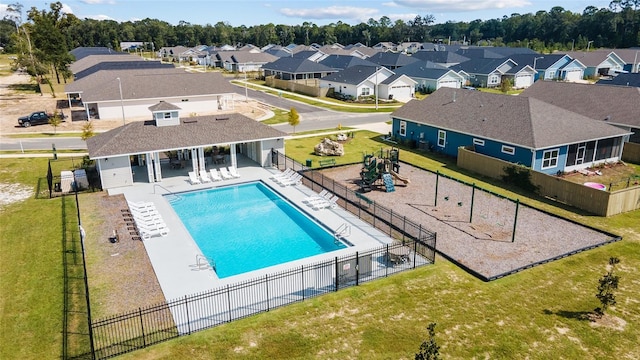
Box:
[390,88,630,174]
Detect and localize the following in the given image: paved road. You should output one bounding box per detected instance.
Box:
[230,83,392,133]
[1,85,392,151]
[0,136,87,151]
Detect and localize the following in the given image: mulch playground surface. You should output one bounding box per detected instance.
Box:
[322,163,620,280]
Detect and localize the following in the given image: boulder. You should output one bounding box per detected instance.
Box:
[314,138,344,156]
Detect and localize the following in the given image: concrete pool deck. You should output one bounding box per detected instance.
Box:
[108,161,396,302]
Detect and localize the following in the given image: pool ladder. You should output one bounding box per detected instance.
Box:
[334,223,351,244]
[196,254,217,273]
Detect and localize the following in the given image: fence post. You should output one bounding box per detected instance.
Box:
[334,257,339,291]
[265,274,270,311]
[469,183,475,223]
[301,265,305,301]
[511,199,519,243]
[402,216,406,241]
[413,240,417,268]
[389,209,393,236]
[184,295,191,335]
[139,308,146,347]
[435,170,439,206]
[226,285,232,322]
[385,244,389,277]
[355,252,360,286]
[373,202,376,228]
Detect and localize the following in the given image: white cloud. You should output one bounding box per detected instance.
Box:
[61,3,74,15]
[84,14,117,21]
[280,6,378,21]
[388,13,420,22]
[81,0,117,4]
[392,0,531,12]
[383,2,401,7]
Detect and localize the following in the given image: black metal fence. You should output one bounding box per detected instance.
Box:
[91,239,435,359]
[88,152,437,359]
[46,157,101,199]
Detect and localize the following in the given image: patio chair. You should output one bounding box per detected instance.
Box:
[219,167,234,180]
[311,195,339,210]
[199,168,212,183]
[303,189,329,203]
[278,173,303,186]
[209,168,223,181]
[188,171,201,184]
[228,166,241,178]
[271,168,294,180]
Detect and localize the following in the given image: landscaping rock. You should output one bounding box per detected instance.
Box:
[314,138,344,156]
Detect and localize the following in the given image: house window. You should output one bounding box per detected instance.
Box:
[501,145,515,155]
[473,138,485,146]
[438,130,446,147]
[542,149,559,169]
[361,88,370,96]
[489,75,499,84]
[163,112,172,119]
[399,121,406,136]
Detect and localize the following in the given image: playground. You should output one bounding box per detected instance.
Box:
[323,162,620,280]
[359,148,410,193]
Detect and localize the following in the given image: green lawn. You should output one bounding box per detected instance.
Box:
[1,130,639,359]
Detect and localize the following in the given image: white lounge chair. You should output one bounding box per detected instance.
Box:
[273,171,297,185]
[303,189,329,203]
[188,171,201,184]
[209,169,222,181]
[278,173,303,186]
[199,168,212,183]
[305,193,334,207]
[228,166,241,178]
[312,195,339,210]
[219,167,234,180]
[271,168,294,180]
[139,226,169,239]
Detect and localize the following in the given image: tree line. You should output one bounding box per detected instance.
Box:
[1,2,639,83]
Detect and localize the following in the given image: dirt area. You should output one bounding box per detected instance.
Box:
[0,71,269,135]
[321,163,620,280]
[559,161,640,191]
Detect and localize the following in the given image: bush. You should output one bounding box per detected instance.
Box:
[501,165,538,193]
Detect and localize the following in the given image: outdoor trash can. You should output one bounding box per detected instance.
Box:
[306,159,313,167]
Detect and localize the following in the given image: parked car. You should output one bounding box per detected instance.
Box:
[17,111,67,127]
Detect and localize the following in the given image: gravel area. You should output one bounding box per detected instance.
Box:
[322,163,620,280]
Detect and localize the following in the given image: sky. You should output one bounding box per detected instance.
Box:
[1,1,615,27]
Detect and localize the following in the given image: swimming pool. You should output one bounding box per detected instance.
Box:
[168,182,347,278]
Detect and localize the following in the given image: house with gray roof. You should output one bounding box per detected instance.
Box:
[318,54,378,70]
[366,52,419,70]
[392,61,465,92]
[410,51,470,67]
[508,54,586,82]
[87,104,287,189]
[70,47,124,61]
[319,65,416,102]
[69,54,141,76]
[450,58,518,88]
[70,71,237,121]
[563,50,626,77]
[390,88,630,174]
[596,73,640,88]
[262,57,338,80]
[521,81,640,143]
[213,50,278,72]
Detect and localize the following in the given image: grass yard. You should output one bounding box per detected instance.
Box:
[1,129,639,358]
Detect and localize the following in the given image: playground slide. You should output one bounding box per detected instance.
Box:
[390,170,410,184]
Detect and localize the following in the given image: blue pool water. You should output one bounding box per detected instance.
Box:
[168,182,347,278]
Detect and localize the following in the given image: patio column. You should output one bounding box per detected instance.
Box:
[67,94,72,109]
[153,152,162,182]
[198,148,206,174]
[190,149,199,175]
[230,143,237,168]
[84,104,90,121]
[146,152,155,183]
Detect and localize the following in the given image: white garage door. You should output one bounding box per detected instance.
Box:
[565,69,582,82]
[514,74,533,88]
[438,80,459,89]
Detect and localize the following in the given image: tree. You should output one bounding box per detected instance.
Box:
[594,257,621,318]
[48,112,62,134]
[288,107,300,134]
[81,121,95,141]
[415,323,440,360]
[500,77,513,93]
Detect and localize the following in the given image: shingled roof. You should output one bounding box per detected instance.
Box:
[262,57,335,73]
[80,71,236,103]
[391,88,630,149]
[87,113,287,159]
[320,65,379,85]
[520,81,640,128]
